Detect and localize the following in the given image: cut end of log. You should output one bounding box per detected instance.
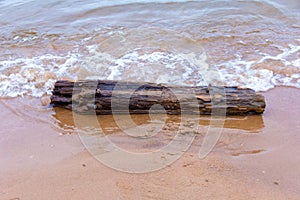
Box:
[50,80,266,115]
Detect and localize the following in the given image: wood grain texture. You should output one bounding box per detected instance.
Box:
[50,80,266,115]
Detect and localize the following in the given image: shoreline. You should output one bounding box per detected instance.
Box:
[0,86,299,199]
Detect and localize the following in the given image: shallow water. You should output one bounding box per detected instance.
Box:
[0,0,300,97]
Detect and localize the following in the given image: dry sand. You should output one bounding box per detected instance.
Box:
[0,87,299,200]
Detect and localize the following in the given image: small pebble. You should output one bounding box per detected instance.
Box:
[41,96,51,106]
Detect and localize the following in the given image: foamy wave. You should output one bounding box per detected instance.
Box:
[0,53,80,97]
[217,41,300,91]
[78,46,209,86]
[0,40,300,98]
[79,42,300,92]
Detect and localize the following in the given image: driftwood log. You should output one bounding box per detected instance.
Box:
[50,80,265,115]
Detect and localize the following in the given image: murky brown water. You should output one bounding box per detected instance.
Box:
[0,0,300,97]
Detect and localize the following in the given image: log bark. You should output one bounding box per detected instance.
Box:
[50,80,266,115]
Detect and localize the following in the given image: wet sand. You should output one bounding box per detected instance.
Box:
[0,87,299,200]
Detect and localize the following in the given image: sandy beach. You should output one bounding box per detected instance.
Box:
[0,87,299,200]
[1,0,300,199]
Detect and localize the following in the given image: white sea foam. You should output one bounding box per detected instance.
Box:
[79,46,209,86]
[0,39,300,98]
[216,41,300,91]
[0,53,80,97]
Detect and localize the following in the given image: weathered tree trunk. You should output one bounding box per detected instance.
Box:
[50,80,266,115]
